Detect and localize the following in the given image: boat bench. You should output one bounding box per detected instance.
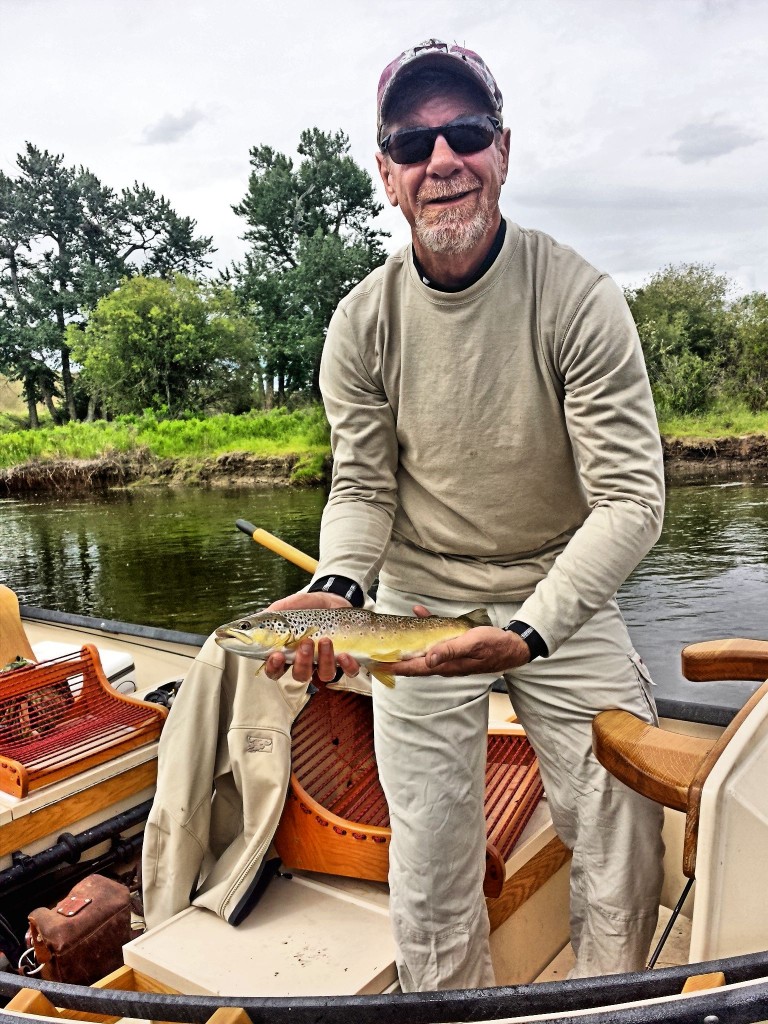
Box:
[0,644,166,798]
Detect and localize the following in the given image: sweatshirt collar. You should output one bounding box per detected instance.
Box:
[411,219,507,293]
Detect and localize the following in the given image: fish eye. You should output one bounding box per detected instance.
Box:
[238,620,252,629]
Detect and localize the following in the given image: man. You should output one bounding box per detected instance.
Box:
[265,39,665,991]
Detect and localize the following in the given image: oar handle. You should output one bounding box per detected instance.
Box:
[236,519,319,574]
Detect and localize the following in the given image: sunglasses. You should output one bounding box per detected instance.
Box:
[380,115,502,165]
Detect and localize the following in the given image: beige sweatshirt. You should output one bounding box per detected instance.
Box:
[315,219,664,655]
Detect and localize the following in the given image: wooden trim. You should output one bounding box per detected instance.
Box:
[93,964,179,994]
[3,968,181,1024]
[5,988,63,1017]
[682,638,768,682]
[0,758,157,856]
[487,835,571,932]
[205,1009,253,1024]
[682,971,726,992]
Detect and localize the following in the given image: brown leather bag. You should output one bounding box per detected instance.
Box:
[26,874,131,984]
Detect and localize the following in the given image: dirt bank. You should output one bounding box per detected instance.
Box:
[1,435,767,495]
[0,451,317,495]
[662,434,768,481]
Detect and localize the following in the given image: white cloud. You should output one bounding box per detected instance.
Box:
[668,118,762,164]
[142,107,207,146]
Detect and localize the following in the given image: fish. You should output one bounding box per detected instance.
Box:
[214,606,491,687]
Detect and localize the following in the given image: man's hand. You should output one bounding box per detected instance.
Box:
[384,625,531,678]
[263,591,360,683]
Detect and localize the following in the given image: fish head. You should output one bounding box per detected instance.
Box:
[214,611,306,659]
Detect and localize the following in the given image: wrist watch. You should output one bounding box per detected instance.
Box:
[502,620,548,661]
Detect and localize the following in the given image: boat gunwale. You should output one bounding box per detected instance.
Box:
[18,605,207,650]
[3,950,768,1024]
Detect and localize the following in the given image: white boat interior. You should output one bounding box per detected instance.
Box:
[3,596,768,1023]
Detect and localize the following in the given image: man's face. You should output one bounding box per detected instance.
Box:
[376,93,510,258]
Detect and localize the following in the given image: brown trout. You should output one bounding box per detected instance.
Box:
[214,606,491,687]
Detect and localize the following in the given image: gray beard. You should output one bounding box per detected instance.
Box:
[414,198,494,255]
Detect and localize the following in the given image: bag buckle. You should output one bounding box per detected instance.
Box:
[56,894,92,917]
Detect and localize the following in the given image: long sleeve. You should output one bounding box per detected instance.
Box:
[314,300,399,593]
[515,275,664,653]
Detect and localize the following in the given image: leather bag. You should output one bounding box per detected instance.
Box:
[26,874,131,984]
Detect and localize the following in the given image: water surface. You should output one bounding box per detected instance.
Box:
[1,479,767,705]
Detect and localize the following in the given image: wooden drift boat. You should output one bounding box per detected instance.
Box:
[4,532,768,1021]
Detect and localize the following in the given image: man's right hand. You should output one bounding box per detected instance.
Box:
[263,591,360,683]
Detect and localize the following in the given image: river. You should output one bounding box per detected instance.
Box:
[1,478,767,710]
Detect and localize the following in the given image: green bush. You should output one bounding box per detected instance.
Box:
[651,350,720,416]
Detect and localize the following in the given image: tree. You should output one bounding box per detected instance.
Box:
[729,292,768,412]
[72,276,257,417]
[0,144,214,424]
[625,263,734,414]
[231,128,388,402]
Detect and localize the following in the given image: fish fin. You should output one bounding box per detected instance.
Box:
[283,627,318,649]
[463,608,492,627]
[371,649,403,663]
[296,626,320,643]
[369,667,396,688]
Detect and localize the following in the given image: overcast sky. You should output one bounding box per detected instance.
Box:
[2,0,766,294]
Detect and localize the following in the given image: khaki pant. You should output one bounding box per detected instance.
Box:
[373,585,665,991]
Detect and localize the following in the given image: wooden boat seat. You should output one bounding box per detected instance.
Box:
[273,683,545,898]
[0,584,35,669]
[0,644,167,798]
[592,638,768,878]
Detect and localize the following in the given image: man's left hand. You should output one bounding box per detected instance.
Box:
[384,624,532,677]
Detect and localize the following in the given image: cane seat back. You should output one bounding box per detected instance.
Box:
[0,644,167,797]
[273,683,544,898]
[592,638,768,878]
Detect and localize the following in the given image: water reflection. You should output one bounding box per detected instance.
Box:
[1,479,767,698]
[618,480,768,700]
[0,487,325,633]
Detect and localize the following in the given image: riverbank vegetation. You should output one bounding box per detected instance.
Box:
[2,138,768,466]
[0,407,331,487]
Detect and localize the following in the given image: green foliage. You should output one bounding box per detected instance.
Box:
[626,263,735,414]
[727,292,768,413]
[290,451,329,484]
[649,350,722,418]
[231,128,388,401]
[0,144,214,423]
[73,276,257,417]
[0,405,330,468]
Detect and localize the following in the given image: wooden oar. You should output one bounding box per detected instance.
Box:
[236,519,318,575]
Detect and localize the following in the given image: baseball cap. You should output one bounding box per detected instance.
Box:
[377,39,503,137]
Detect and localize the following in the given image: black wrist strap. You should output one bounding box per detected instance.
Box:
[308,574,365,608]
[502,620,549,661]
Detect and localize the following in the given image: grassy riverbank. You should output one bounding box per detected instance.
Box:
[0,406,331,487]
[656,402,768,438]
[1,402,768,494]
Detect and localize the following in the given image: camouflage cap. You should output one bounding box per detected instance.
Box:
[377,39,503,137]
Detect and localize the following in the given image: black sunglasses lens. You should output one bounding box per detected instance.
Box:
[386,121,495,164]
[444,123,495,155]
[387,131,436,164]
